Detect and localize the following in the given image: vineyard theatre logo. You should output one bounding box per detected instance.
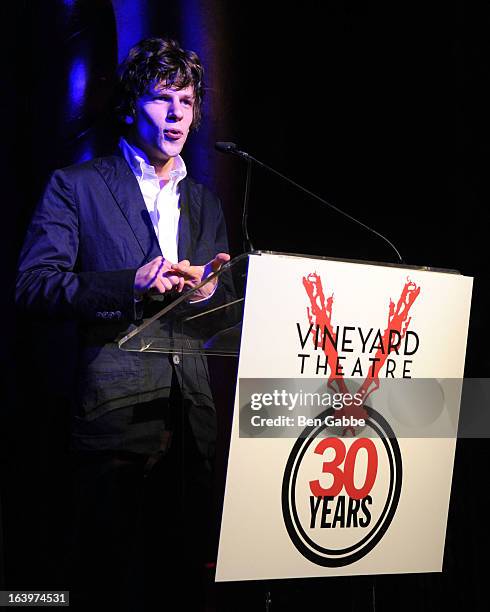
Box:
[282,274,420,567]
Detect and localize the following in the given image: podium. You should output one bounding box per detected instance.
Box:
[119,251,473,581]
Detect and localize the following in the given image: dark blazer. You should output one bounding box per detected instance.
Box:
[16,154,230,454]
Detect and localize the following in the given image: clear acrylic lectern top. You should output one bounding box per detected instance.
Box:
[118,252,249,356]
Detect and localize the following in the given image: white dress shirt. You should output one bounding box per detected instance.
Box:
[120,137,187,264]
[120,137,218,303]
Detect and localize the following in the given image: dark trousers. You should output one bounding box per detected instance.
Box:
[67,407,213,612]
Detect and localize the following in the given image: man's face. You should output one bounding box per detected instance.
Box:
[128,82,195,163]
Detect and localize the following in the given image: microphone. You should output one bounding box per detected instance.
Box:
[215,141,237,153]
[215,141,250,159]
[215,141,404,263]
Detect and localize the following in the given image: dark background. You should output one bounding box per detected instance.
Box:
[2,1,490,610]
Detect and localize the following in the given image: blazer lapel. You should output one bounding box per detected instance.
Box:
[178,177,199,263]
[93,155,162,262]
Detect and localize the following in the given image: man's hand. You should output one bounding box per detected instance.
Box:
[170,253,230,301]
[134,256,184,298]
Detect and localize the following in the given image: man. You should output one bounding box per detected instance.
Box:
[16,38,231,610]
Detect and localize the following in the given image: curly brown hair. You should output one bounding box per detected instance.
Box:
[115,38,205,130]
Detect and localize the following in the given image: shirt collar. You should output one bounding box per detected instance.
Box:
[119,136,187,184]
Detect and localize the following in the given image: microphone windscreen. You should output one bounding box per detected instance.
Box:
[215,141,237,153]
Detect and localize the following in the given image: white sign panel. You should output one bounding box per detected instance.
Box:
[216,253,473,581]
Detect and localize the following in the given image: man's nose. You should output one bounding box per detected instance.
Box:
[167,99,184,121]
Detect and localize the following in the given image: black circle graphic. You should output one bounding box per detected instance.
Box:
[282,406,402,567]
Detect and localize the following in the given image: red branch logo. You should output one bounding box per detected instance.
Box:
[303,273,421,434]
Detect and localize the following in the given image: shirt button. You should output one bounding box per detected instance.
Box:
[172,354,180,365]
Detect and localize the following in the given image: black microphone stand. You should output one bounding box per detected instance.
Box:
[242,156,254,253]
[215,141,404,264]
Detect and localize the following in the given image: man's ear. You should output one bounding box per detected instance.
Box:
[124,115,134,125]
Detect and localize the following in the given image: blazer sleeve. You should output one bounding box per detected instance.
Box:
[16,169,139,322]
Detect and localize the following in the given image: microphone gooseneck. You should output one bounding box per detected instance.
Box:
[215,142,254,252]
